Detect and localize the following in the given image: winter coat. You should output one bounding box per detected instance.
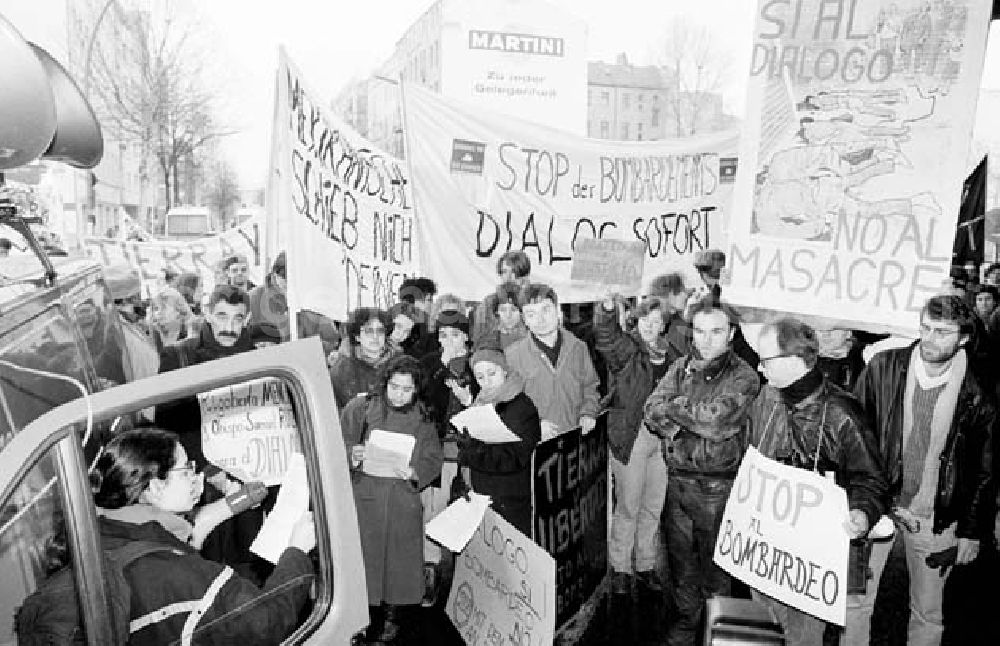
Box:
[504,330,601,434]
[328,345,397,412]
[421,350,479,436]
[460,390,541,501]
[853,343,995,537]
[155,324,256,471]
[645,349,760,476]
[594,305,675,464]
[98,515,312,645]
[746,377,886,530]
[340,395,444,605]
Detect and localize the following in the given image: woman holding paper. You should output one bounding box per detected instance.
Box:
[454,347,541,536]
[341,354,444,643]
[78,427,316,645]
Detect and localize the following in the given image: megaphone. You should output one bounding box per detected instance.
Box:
[0,13,104,172]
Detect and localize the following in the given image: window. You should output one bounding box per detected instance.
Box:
[622,93,630,109]
[652,108,660,127]
[638,94,645,110]
[601,91,610,105]
[600,121,609,139]
[622,123,630,140]
[637,123,644,140]
[0,445,80,642]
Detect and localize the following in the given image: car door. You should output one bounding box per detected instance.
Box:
[0,337,368,644]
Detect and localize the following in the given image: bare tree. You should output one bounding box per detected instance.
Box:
[659,18,732,137]
[203,159,241,229]
[81,2,231,210]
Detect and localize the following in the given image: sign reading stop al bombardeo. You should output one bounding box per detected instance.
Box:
[713,446,851,626]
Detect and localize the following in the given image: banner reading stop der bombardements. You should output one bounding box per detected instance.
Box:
[403,83,738,302]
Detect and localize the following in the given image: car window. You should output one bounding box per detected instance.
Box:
[0,446,78,646]
[0,306,95,454]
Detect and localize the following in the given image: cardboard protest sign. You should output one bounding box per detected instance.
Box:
[84,213,264,298]
[272,49,419,321]
[199,378,300,486]
[714,447,850,625]
[447,508,556,646]
[569,238,645,291]
[724,0,993,335]
[403,82,737,303]
[531,421,608,626]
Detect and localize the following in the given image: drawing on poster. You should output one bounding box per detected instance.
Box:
[749,0,970,245]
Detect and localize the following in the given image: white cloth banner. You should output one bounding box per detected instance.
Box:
[713,446,850,626]
[83,215,264,298]
[199,378,300,486]
[272,49,418,321]
[403,83,738,302]
[723,0,992,335]
[447,508,556,646]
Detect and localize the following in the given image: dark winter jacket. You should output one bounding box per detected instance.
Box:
[746,377,886,530]
[328,345,397,412]
[644,349,760,476]
[421,350,479,437]
[98,515,312,646]
[340,395,443,605]
[155,323,256,471]
[594,305,676,464]
[460,391,541,500]
[853,343,995,537]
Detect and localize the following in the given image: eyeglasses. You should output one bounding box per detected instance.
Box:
[360,326,386,336]
[169,460,197,476]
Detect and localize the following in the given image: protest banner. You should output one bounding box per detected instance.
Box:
[713,446,850,626]
[723,0,993,336]
[569,238,645,291]
[531,421,608,626]
[447,508,556,646]
[84,213,264,298]
[199,377,300,486]
[271,49,419,322]
[403,82,738,303]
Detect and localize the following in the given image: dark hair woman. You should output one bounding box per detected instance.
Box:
[89,427,316,645]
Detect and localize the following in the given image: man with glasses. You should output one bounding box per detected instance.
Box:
[746,318,885,644]
[850,295,995,646]
[644,297,760,646]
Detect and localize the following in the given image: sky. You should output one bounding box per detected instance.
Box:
[5,0,1000,187]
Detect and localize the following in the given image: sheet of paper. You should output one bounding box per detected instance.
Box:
[450,405,521,444]
[250,452,310,564]
[362,429,416,478]
[426,493,492,553]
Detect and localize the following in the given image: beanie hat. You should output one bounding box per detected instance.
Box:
[435,309,469,335]
[470,348,508,373]
[693,249,726,279]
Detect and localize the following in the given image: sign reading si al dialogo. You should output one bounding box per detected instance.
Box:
[713,447,850,626]
[723,0,993,336]
[451,139,486,175]
[270,49,419,322]
[403,82,738,303]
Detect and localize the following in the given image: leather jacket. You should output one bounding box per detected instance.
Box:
[853,343,995,538]
[644,349,760,476]
[746,377,886,530]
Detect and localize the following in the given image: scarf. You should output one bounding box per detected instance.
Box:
[98,503,193,543]
[473,371,526,406]
[902,347,965,518]
[780,367,824,407]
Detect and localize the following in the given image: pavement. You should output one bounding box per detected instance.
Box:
[372,535,1000,645]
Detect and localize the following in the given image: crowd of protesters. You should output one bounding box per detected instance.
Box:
[94,246,999,646]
